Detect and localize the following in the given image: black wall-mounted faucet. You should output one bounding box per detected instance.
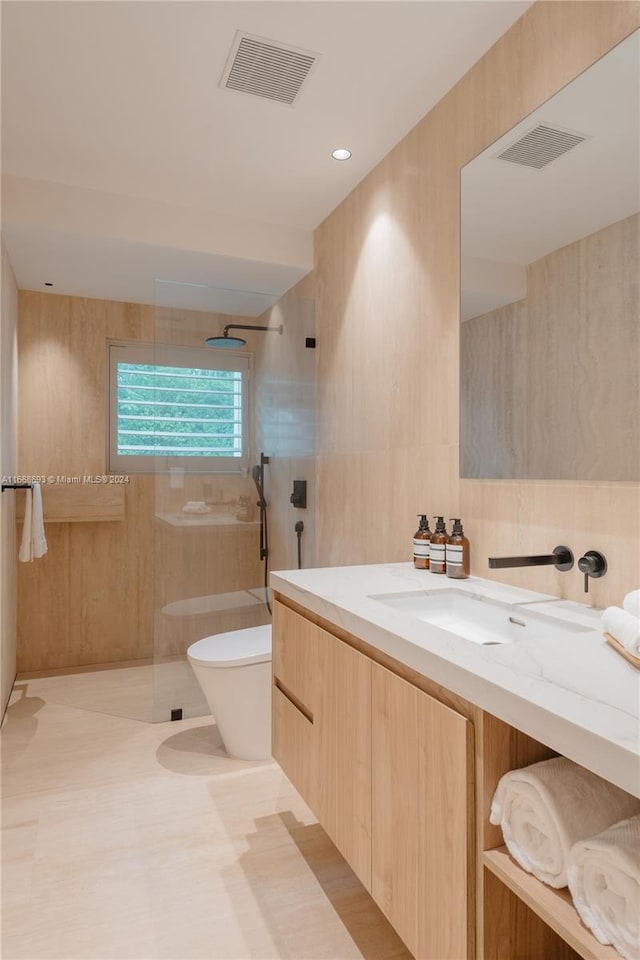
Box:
[488,545,574,572]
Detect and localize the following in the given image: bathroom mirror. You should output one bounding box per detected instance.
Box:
[460,30,639,481]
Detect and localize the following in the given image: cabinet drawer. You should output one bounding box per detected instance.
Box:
[272,683,316,814]
[273,599,372,890]
[273,599,320,711]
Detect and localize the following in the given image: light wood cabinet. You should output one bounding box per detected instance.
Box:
[272,600,372,889]
[371,662,473,959]
[272,599,473,957]
[273,595,625,960]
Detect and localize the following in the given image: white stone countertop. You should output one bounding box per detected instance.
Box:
[271,563,640,798]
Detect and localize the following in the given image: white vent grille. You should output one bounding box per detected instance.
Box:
[221,32,319,106]
[497,124,588,170]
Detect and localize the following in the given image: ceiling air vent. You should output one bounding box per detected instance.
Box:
[496,123,589,170]
[221,32,319,106]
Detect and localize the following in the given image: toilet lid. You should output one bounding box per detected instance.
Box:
[187,624,272,668]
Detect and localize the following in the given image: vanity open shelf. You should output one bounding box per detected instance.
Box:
[483,847,623,960]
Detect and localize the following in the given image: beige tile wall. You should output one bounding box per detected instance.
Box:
[253,274,317,575]
[314,1,640,606]
[16,292,264,672]
[461,214,639,482]
[1,242,19,714]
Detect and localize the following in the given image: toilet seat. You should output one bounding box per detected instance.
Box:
[187,624,271,669]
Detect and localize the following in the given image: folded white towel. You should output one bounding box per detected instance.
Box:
[602,606,640,657]
[182,501,211,515]
[490,756,640,887]
[568,814,640,960]
[623,590,640,620]
[18,483,47,563]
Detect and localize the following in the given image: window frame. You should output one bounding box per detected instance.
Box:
[108,342,250,474]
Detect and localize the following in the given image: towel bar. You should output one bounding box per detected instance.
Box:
[1,483,33,492]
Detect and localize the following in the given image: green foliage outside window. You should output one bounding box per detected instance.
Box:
[116,363,243,457]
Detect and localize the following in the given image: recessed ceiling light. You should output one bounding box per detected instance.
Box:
[331,148,352,161]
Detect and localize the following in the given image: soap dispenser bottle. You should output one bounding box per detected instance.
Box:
[430,517,448,574]
[413,515,431,570]
[446,519,470,579]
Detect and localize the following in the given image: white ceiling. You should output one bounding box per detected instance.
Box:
[461,29,640,320]
[1,0,531,313]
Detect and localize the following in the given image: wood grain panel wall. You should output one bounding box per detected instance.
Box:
[1,243,19,715]
[461,299,527,480]
[525,213,639,481]
[314,2,640,606]
[462,214,639,481]
[17,292,262,672]
[17,293,154,671]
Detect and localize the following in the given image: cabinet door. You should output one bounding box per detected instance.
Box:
[372,662,473,959]
[272,601,372,889]
[314,622,372,888]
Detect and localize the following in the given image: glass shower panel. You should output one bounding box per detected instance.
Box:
[151,281,279,722]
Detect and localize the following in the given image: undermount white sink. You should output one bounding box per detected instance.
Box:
[368,588,593,646]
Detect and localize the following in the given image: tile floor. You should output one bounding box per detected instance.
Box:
[1,672,410,960]
[13,660,210,723]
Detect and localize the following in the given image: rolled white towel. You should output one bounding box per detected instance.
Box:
[490,756,640,887]
[623,590,640,620]
[568,814,640,960]
[602,606,640,657]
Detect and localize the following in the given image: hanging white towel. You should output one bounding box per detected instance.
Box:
[568,814,640,960]
[18,483,47,562]
[490,756,640,888]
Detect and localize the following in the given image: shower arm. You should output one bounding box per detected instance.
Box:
[223,323,283,338]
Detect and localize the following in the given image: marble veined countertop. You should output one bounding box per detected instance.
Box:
[271,563,640,797]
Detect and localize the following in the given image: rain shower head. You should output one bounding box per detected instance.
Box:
[205,323,283,349]
[205,334,246,348]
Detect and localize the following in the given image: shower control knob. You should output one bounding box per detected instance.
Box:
[578,551,607,576]
[577,550,607,593]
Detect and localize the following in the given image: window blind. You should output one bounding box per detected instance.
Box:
[108,344,249,473]
[116,363,243,457]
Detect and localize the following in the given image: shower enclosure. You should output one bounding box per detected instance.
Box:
[149,279,316,721]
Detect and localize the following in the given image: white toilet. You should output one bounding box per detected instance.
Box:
[187,624,272,761]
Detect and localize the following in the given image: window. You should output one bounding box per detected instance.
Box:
[108,343,249,473]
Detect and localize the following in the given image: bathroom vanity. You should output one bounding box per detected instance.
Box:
[271,564,639,960]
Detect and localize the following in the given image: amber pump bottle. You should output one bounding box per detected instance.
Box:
[429,517,448,574]
[413,515,431,569]
[446,518,470,579]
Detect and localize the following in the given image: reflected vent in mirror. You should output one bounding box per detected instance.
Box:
[496,123,589,170]
[221,31,319,106]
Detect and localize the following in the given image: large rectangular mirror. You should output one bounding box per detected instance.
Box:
[460,30,639,481]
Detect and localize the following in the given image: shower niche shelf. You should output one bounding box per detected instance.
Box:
[16,483,125,523]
